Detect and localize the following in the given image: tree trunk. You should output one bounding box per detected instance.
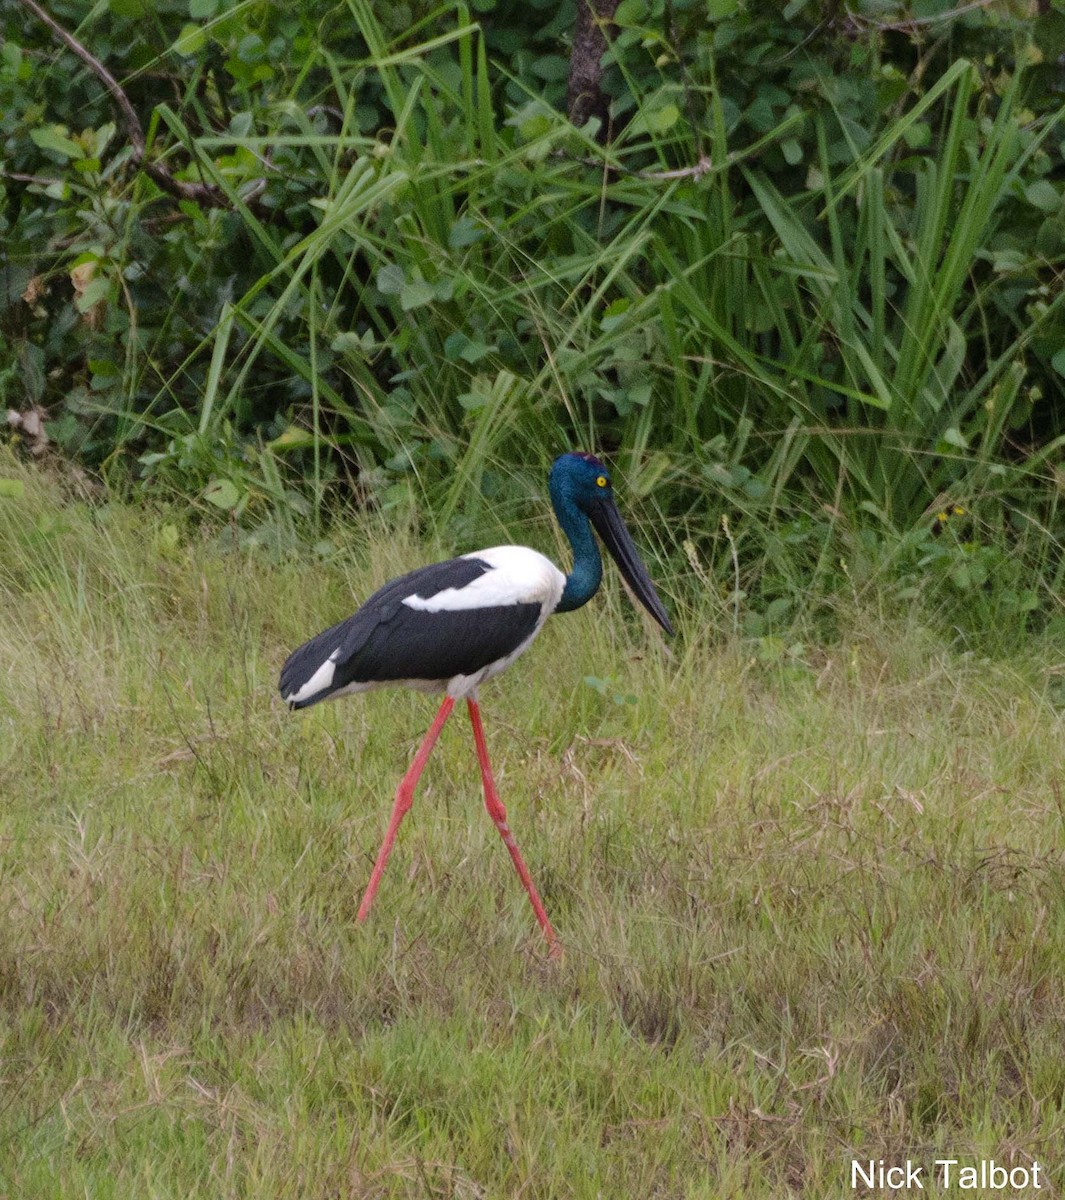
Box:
[566,0,620,137]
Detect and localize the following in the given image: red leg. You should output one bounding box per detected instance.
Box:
[467,697,560,956]
[357,696,455,923]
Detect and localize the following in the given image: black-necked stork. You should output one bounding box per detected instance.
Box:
[279,452,673,954]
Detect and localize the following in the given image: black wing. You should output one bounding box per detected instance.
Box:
[279,557,542,709]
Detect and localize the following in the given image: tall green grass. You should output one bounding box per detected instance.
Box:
[115,10,1062,636]
[2,461,1064,1196]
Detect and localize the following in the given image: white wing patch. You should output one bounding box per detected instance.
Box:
[283,647,340,705]
[401,545,565,614]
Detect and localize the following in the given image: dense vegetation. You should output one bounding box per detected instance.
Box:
[2,0,1064,633]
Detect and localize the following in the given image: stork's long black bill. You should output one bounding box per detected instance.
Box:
[590,497,675,636]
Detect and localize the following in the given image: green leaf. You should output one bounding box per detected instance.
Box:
[93,122,115,155]
[1025,180,1059,212]
[30,127,84,159]
[616,0,648,20]
[376,264,405,296]
[19,342,44,404]
[156,523,181,554]
[519,114,552,142]
[399,276,435,311]
[903,122,931,149]
[237,34,265,63]
[173,23,207,55]
[530,54,568,82]
[189,0,217,16]
[448,217,483,249]
[172,23,206,54]
[1051,349,1065,378]
[1,42,22,73]
[445,333,491,363]
[331,332,364,355]
[461,340,491,364]
[706,0,738,17]
[743,476,768,500]
[74,277,110,313]
[204,479,240,509]
[601,298,630,332]
[268,427,316,451]
[632,103,680,135]
[988,248,1027,273]
[0,479,25,499]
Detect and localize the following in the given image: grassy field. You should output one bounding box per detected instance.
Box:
[1,463,1064,1198]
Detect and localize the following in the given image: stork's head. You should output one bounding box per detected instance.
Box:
[548,451,612,513]
[549,452,673,636]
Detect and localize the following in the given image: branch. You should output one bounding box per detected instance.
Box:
[0,169,63,186]
[18,0,254,210]
[636,154,713,182]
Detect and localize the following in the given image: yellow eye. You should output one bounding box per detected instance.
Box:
[596,475,608,488]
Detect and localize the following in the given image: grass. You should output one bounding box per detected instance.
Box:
[1,460,1064,1197]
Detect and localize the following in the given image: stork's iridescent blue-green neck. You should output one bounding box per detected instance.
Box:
[550,452,606,613]
[548,452,674,634]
